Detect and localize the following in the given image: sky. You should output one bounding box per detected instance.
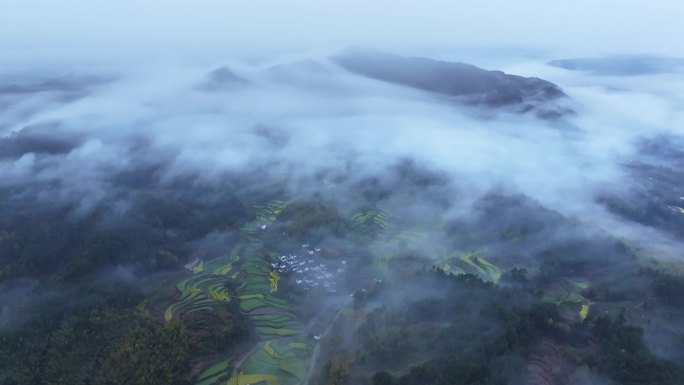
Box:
[1,0,683,68]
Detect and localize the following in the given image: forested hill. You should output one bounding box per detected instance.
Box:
[1,166,683,385]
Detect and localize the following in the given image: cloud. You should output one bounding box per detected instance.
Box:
[0,49,678,227]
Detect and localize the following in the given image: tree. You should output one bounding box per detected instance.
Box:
[372,371,395,385]
[323,357,350,385]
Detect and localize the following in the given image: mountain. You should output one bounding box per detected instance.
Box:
[548,55,684,76]
[332,49,569,118]
[198,67,249,91]
[0,75,112,95]
[0,123,81,160]
[265,59,332,85]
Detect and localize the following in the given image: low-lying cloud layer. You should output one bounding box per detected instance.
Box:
[1,47,684,253]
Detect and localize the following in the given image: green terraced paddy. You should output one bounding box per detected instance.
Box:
[541,278,592,320]
[240,298,267,312]
[166,203,453,385]
[165,273,237,321]
[255,326,302,337]
[252,316,296,329]
[244,283,273,294]
[239,339,312,385]
[196,359,233,385]
[436,253,502,283]
[164,200,315,385]
[227,373,279,385]
[350,210,442,273]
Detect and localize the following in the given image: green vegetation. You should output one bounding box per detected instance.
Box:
[343,270,561,385]
[279,201,346,242]
[196,360,233,385]
[3,186,684,385]
[0,189,249,283]
[159,201,313,385]
[437,253,502,283]
[541,277,591,320]
[0,281,249,385]
[351,209,392,240]
[581,315,684,385]
[652,273,684,305]
[316,254,684,385]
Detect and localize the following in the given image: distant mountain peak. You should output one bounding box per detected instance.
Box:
[332,48,569,119]
[548,55,684,76]
[198,66,248,91]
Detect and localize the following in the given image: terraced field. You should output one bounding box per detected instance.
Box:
[166,203,598,385]
[541,278,591,321]
[351,209,440,271]
[437,253,503,283]
[437,254,591,320]
[165,200,315,385]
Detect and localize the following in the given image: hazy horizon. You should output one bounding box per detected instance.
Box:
[2,0,684,69]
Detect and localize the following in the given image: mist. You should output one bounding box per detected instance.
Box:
[2,46,684,243]
[2,2,684,385]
